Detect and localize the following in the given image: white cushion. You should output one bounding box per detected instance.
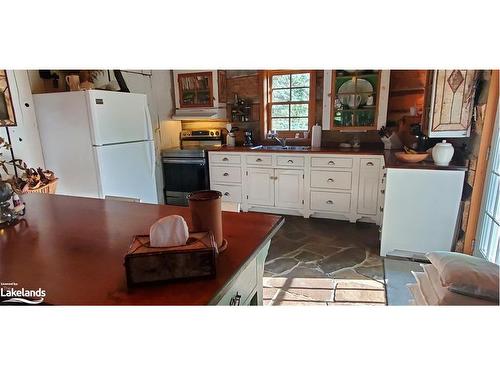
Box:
[426,251,499,302]
[423,263,496,305]
[412,271,439,305]
[407,283,427,305]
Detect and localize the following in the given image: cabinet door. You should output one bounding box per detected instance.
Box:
[429,70,476,138]
[247,168,274,206]
[275,169,304,209]
[177,71,214,108]
[357,158,381,215]
[329,70,388,131]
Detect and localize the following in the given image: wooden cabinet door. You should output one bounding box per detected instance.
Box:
[429,70,476,138]
[325,70,390,131]
[247,168,275,206]
[177,71,214,108]
[275,169,304,209]
[357,158,381,215]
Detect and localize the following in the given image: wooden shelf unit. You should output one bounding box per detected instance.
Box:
[330,70,381,130]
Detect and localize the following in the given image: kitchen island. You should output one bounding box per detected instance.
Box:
[0,194,283,305]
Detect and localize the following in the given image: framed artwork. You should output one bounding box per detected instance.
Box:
[0,70,17,127]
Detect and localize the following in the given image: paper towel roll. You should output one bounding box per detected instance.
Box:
[149,215,189,247]
[311,123,322,148]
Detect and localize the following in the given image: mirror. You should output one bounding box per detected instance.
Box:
[0,70,16,126]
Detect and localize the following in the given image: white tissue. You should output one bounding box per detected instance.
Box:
[149,215,189,247]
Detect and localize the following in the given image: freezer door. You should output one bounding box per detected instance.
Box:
[86,90,152,145]
[94,141,158,204]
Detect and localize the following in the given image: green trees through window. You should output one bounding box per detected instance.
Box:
[269,72,311,131]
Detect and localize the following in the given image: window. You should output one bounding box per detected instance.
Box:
[475,103,500,265]
[267,71,315,132]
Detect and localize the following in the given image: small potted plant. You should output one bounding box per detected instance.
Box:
[0,136,57,194]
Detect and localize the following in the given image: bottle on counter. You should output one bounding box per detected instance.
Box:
[311,123,322,148]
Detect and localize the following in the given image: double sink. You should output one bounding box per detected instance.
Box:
[250,145,311,151]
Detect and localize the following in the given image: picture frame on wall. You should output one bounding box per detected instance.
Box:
[0,70,17,127]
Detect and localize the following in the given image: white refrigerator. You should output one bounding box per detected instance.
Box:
[34,90,158,203]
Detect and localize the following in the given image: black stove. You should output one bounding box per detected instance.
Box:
[162,129,223,206]
[161,145,223,159]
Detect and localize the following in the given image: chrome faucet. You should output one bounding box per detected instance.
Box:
[267,131,287,147]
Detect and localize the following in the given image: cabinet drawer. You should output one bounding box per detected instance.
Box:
[210,153,241,164]
[211,184,242,203]
[246,154,273,166]
[277,155,304,167]
[310,170,352,190]
[360,158,381,170]
[217,258,257,306]
[310,191,351,213]
[211,166,242,183]
[311,157,353,169]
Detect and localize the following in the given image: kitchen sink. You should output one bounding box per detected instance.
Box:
[250,145,311,151]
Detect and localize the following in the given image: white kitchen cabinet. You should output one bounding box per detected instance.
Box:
[211,166,242,184]
[310,191,351,213]
[208,151,385,224]
[275,169,304,209]
[310,170,352,190]
[380,168,465,257]
[428,70,477,138]
[247,168,275,206]
[357,158,382,215]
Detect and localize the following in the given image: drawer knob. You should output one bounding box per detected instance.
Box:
[326,200,334,204]
[328,160,335,165]
[224,192,230,196]
[230,292,241,306]
[366,162,374,166]
[222,157,229,161]
[287,159,294,164]
[380,189,385,194]
[327,178,334,183]
[223,172,229,176]
[256,158,262,162]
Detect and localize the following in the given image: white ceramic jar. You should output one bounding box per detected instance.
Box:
[432,140,454,166]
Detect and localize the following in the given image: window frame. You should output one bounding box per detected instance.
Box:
[263,70,316,137]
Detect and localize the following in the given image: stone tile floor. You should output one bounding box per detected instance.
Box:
[264,215,386,306]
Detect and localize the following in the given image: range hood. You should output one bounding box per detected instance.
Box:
[172,108,227,121]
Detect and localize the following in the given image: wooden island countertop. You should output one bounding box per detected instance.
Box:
[0,194,284,305]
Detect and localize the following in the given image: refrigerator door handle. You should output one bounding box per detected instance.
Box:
[144,104,153,140]
[149,142,155,179]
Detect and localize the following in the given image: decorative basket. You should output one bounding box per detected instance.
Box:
[14,179,58,195]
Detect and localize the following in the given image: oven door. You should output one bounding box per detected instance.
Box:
[162,157,209,206]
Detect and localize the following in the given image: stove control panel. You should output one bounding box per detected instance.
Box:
[181,129,222,139]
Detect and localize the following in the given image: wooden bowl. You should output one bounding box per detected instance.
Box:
[395,151,429,163]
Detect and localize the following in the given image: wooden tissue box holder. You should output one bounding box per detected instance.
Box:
[124,231,217,287]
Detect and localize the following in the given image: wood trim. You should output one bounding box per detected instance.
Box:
[463,70,499,255]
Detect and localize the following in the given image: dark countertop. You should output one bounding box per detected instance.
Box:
[209,145,468,171]
[210,145,385,155]
[383,150,468,171]
[0,194,284,305]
